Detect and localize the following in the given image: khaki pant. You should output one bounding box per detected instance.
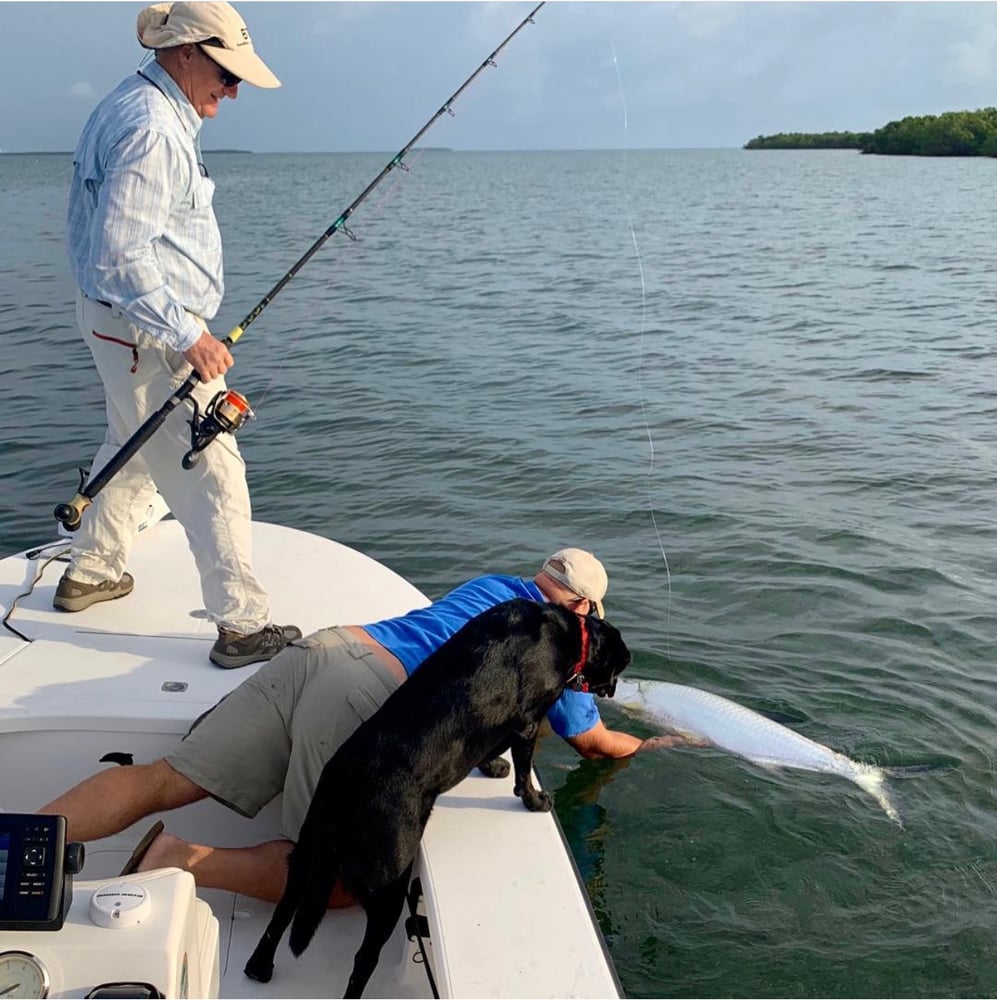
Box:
[168,628,402,841]
[69,291,269,634]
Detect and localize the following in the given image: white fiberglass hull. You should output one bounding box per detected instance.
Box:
[0,516,621,999]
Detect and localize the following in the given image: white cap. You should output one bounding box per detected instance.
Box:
[137,2,281,89]
[541,548,608,618]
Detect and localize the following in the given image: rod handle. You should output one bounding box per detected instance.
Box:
[53,494,90,532]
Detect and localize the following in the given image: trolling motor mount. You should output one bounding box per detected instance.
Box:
[182,389,254,470]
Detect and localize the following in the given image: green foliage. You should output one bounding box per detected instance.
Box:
[861,108,997,156]
[744,131,871,150]
[745,108,997,157]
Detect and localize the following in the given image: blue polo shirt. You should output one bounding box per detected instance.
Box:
[363,574,600,739]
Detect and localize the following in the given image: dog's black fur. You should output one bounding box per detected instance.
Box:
[244,598,631,997]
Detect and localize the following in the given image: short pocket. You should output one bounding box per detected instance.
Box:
[90,329,139,374]
[346,683,386,725]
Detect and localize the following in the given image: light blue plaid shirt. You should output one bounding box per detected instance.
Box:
[66,60,223,353]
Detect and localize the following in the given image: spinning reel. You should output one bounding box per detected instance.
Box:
[182,389,254,469]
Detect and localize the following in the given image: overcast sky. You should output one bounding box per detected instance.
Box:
[4,2,997,153]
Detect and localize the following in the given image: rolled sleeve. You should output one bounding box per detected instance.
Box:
[546,689,601,739]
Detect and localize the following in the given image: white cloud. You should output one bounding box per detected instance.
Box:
[943,23,997,85]
[69,82,96,102]
[10,2,997,152]
[306,1,384,38]
[673,1,741,40]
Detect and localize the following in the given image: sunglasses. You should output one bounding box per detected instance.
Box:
[199,39,242,88]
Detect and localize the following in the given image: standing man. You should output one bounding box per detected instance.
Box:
[59,2,299,669]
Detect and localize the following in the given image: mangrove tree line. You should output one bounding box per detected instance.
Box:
[744,108,997,156]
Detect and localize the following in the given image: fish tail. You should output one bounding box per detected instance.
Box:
[852,766,902,828]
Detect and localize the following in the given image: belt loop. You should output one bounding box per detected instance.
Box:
[83,291,114,310]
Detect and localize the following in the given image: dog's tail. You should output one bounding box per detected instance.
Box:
[288,845,343,957]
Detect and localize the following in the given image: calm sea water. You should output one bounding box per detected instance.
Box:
[4,147,997,998]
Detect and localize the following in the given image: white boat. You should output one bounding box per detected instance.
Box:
[0,502,622,999]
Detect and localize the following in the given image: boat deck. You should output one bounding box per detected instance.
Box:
[0,518,621,998]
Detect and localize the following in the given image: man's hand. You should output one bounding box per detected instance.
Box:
[640,732,711,751]
[183,330,234,382]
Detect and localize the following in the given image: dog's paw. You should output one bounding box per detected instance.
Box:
[477,757,511,779]
[244,956,275,983]
[522,789,553,813]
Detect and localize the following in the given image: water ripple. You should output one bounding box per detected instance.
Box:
[5,149,997,998]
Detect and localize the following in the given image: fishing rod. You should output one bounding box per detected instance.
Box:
[53,2,545,532]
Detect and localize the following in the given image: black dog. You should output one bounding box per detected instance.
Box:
[244,597,631,997]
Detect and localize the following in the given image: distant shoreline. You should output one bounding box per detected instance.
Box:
[0,149,254,156]
[745,108,997,156]
[0,147,457,156]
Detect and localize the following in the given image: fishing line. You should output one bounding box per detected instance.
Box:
[371,149,428,216]
[609,41,673,650]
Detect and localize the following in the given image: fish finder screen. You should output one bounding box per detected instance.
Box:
[0,832,9,901]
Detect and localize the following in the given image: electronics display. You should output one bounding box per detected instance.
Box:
[0,831,9,901]
[0,818,219,997]
[0,816,69,933]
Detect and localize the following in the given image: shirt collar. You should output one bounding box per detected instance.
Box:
[139,59,203,142]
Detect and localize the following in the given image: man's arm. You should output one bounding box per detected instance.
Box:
[89,129,205,354]
[565,721,706,760]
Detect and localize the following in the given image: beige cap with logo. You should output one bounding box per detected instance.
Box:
[137,1,281,89]
[541,548,609,619]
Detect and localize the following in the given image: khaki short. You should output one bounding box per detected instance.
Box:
[167,626,401,841]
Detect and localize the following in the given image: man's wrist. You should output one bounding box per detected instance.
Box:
[177,317,204,353]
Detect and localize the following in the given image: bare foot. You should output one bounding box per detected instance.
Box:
[134,831,358,908]
[135,829,200,872]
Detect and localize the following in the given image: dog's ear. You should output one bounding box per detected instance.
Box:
[583,616,631,696]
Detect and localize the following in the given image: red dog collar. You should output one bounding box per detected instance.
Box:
[569,614,590,693]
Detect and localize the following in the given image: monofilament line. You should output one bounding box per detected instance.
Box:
[611,42,672,653]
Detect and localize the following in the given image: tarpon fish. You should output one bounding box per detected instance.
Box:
[614,678,900,825]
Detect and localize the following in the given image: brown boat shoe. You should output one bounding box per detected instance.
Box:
[53,571,134,612]
[209,623,302,669]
